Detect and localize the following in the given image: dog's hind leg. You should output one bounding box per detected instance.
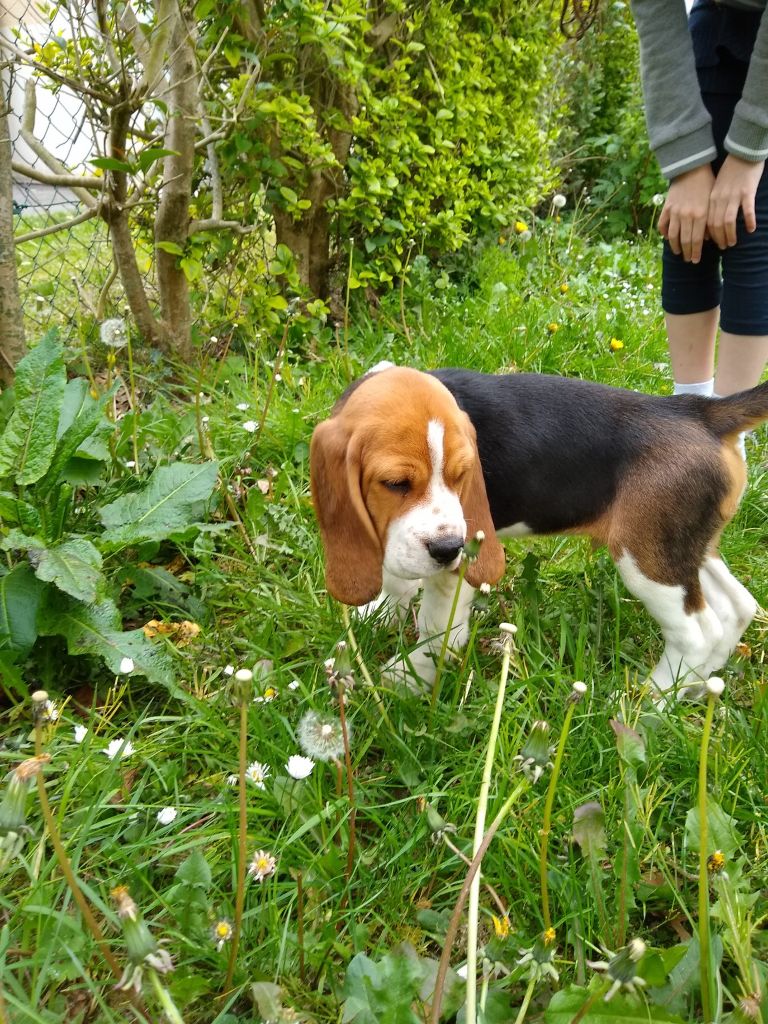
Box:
[615,551,724,697]
[699,555,757,674]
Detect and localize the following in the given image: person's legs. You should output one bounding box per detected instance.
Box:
[714,332,768,394]
[665,309,719,391]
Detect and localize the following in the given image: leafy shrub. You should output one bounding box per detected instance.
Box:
[0,334,218,690]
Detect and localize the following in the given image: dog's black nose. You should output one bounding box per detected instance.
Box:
[427,537,464,565]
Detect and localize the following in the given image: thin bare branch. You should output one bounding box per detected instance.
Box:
[188,218,259,235]
[14,205,100,243]
[11,159,103,192]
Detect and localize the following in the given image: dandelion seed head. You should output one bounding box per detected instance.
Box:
[706,676,725,697]
[298,710,346,762]
[552,194,567,209]
[100,318,128,349]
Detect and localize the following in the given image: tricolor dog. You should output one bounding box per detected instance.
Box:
[310,364,767,697]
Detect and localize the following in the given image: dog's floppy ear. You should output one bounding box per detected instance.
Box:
[459,422,505,588]
[310,417,383,605]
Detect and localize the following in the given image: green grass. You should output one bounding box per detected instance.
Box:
[1,218,767,1023]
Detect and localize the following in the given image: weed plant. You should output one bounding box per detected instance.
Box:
[1,209,766,1023]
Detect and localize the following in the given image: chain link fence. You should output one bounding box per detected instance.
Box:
[3,0,119,339]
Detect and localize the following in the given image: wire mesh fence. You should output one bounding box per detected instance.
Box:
[3,0,120,339]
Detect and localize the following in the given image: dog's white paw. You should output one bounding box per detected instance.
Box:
[381,650,436,694]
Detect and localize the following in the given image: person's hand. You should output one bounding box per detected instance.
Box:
[659,164,715,263]
[707,154,764,249]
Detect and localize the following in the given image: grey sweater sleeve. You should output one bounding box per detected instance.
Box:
[630,0,716,179]
[725,11,768,161]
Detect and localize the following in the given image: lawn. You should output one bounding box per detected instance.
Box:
[1,217,766,1024]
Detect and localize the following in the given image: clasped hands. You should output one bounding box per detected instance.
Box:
[659,155,765,262]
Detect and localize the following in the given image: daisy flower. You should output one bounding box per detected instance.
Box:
[212,919,233,951]
[248,849,277,882]
[74,725,88,744]
[156,807,177,826]
[103,738,135,760]
[286,754,315,780]
[245,761,271,789]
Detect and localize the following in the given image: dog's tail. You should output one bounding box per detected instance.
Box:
[702,381,768,438]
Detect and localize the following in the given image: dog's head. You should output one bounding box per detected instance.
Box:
[310,366,505,605]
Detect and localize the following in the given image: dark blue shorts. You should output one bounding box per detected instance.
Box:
[661,1,768,335]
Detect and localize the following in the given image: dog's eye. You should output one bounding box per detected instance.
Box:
[382,479,411,495]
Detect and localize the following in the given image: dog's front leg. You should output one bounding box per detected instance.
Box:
[358,568,422,624]
[409,571,476,686]
[381,570,476,691]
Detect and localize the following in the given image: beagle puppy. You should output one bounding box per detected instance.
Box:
[310,364,767,696]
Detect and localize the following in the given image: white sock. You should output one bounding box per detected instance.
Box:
[673,378,714,397]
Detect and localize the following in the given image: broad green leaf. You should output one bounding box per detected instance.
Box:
[156,240,185,256]
[0,564,46,654]
[175,849,212,888]
[33,539,104,603]
[39,381,114,494]
[136,147,178,172]
[610,719,646,770]
[0,334,66,485]
[99,462,219,547]
[685,798,741,858]
[573,801,606,857]
[0,492,42,532]
[90,156,135,173]
[37,594,175,685]
[342,951,423,1024]
[545,985,686,1023]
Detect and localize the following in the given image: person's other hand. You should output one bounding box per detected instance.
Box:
[707,154,764,249]
[659,164,715,263]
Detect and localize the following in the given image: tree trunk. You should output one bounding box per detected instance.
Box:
[154,9,197,363]
[104,94,166,350]
[0,63,26,385]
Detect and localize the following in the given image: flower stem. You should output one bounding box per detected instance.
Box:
[698,691,718,1023]
[513,976,537,1024]
[430,782,528,1024]
[34,774,123,980]
[337,681,357,890]
[223,695,249,993]
[430,559,468,712]
[126,328,140,473]
[540,700,578,933]
[465,628,515,1024]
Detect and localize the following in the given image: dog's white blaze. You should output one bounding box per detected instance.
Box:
[381,419,466,579]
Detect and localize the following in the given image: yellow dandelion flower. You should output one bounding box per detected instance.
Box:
[492,914,510,938]
[514,220,529,234]
[610,338,624,351]
[707,850,726,873]
[547,322,559,334]
[559,282,569,294]
[543,927,556,946]
[498,236,506,246]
